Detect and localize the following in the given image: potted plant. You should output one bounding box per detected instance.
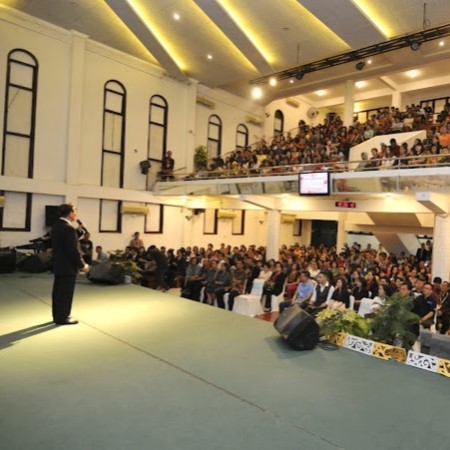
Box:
[316,308,371,340]
[194,145,208,171]
[370,293,420,351]
[108,250,142,285]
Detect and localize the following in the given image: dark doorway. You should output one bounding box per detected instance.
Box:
[311,220,337,247]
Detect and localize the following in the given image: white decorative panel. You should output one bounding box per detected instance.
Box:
[344,335,374,356]
[406,351,438,373]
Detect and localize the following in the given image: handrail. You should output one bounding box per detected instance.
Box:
[169,153,450,182]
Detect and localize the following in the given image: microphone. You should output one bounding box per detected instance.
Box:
[76,219,89,234]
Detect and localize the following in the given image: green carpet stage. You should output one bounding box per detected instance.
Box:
[1,273,448,450]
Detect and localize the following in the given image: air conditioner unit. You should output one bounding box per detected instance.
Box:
[285,97,300,108]
[245,115,263,126]
[281,214,296,224]
[196,96,215,109]
[0,196,5,207]
[121,204,150,215]
[218,210,237,219]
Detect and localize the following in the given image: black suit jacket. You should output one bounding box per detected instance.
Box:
[51,219,84,276]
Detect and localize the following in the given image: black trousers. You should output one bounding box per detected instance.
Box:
[52,275,76,322]
[155,268,169,290]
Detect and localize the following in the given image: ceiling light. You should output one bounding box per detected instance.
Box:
[316,90,326,97]
[410,41,421,51]
[439,40,445,46]
[252,87,263,99]
[289,78,295,84]
[295,71,304,80]
[269,77,277,87]
[355,81,366,88]
[407,70,419,78]
[207,54,213,60]
[355,61,365,71]
[173,12,180,20]
[367,59,372,64]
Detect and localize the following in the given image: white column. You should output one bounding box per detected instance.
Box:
[432,214,450,282]
[343,80,354,127]
[182,80,199,173]
[66,30,88,191]
[391,91,402,109]
[266,210,281,260]
[336,212,347,253]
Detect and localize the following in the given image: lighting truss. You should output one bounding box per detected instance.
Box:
[249,23,450,86]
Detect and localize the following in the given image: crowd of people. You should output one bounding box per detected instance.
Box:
[119,237,450,336]
[193,103,450,178]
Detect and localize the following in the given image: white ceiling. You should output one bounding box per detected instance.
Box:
[3,0,450,105]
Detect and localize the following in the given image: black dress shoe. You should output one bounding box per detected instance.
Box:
[55,318,79,325]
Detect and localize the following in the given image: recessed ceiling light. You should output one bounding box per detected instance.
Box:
[355,81,366,88]
[439,40,445,47]
[269,77,277,87]
[289,78,295,84]
[316,90,326,96]
[407,70,419,78]
[207,54,213,60]
[173,12,180,20]
[252,87,263,99]
[367,59,372,64]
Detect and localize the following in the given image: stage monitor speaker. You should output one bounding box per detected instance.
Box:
[87,262,125,285]
[274,304,320,350]
[0,248,16,273]
[45,205,60,227]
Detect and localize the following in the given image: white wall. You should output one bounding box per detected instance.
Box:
[195,85,264,163]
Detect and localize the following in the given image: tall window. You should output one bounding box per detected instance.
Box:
[207,115,222,160]
[148,95,168,162]
[274,110,284,136]
[2,49,38,179]
[236,124,248,149]
[102,80,126,188]
[0,191,32,231]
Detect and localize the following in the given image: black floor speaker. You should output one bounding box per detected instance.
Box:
[87,262,125,285]
[274,304,320,350]
[0,248,16,273]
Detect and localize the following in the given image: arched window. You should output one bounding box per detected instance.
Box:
[148,95,168,162]
[207,114,222,160]
[274,109,284,136]
[236,124,248,149]
[101,80,126,188]
[2,49,38,179]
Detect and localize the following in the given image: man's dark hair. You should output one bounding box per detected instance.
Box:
[58,203,75,217]
[300,270,310,278]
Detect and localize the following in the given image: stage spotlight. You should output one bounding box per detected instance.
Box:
[295,71,304,80]
[355,61,365,71]
[410,41,421,51]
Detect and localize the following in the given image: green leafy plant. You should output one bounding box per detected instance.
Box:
[108,250,142,284]
[317,308,371,340]
[194,145,208,171]
[370,293,419,351]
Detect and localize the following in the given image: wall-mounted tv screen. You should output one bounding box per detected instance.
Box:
[298,171,330,196]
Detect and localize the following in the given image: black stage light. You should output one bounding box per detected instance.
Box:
[295,71,304,80]
[355,61,365,71]
[410,41,421,51]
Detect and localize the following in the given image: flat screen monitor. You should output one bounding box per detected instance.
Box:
[298,171,330,196]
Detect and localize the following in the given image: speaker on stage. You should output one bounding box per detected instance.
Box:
[274,304,320,350]
[0,248,16,273]
[45,205,60,227]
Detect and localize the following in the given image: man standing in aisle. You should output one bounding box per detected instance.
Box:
[51,204,86,325]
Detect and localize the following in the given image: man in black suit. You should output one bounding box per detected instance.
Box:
[51,204,86,325]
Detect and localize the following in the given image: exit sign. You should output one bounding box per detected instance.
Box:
[335,201,356,208]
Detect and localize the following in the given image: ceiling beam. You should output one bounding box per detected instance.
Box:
[193,0,274,75]
[298,0,386,48]
[104,0,188,82]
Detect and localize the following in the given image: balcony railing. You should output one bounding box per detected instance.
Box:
[154,154,450,196]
